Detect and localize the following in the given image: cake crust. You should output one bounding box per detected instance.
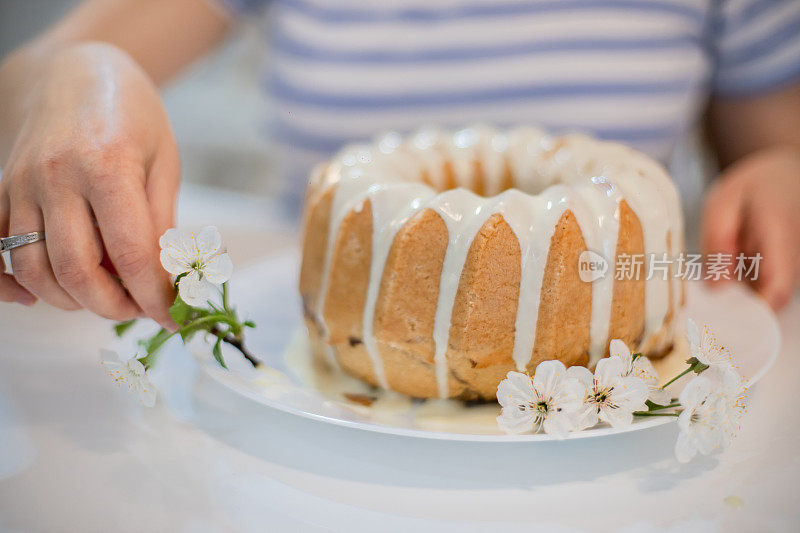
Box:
[300,127,684,400]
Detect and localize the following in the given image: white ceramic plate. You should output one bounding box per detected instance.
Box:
[195,250,781,442]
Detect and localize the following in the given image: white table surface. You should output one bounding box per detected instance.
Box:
[1,185,798,533]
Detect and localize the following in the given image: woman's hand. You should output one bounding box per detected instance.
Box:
[702,146,800,310]
[0,43,178,328]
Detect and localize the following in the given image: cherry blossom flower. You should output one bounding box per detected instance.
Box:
[686,318,733,369]
[159,226,233,307]
[674,374,717,462]
[609,338,672,405]
[674,365,747,462]
[100,349,156,407]
[496,361,586,438]
[568,356,649,430]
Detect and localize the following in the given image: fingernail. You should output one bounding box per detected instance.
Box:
[16,293,36,306]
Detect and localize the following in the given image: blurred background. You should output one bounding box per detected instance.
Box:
[0,0,709,244]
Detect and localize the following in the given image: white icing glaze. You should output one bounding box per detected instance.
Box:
[310,125,683,398]
[572,177,622,365]
[500,187,570,372]
[428,189,491,397]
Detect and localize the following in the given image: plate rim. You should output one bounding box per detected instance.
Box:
[200,251,781,443]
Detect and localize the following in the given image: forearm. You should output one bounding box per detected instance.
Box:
[707,84,800,168]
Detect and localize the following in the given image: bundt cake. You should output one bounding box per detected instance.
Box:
[299,125,684,400]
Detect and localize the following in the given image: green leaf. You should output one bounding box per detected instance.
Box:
[243,320,256,329]
[140,328,173,354]
[176,309,217,343]
[113,319,137,338]
[645,399,677,410]
[169,294,193,325]
[212,338,227,369]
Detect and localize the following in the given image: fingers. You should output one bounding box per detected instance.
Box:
[759,250,794,310]
[145,136,180,237]
[0,268,37,305]
[7,194,81,310]
[0,194,37,305]
[701,176,744,284]
[706,150,800,309]
[88,174,175,330]
[42,191,142,320]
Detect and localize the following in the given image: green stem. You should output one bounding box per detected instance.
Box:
[648,402,681,411]
[209,324,261,367]
[661,367,694,389]
[183,313,238,331]
[222,282,230,311]
[137,329,178,369]
[633,411,680,417]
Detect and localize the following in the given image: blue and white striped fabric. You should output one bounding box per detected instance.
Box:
[219,0,800,183]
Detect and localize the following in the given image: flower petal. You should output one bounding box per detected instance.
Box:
[159,249,190,276]
[571,404,598,431]
[675,429,697,463]
[679,375,712,410]
[195,226,223,263]
[178,270,215,307]
[557,377,588,413]
[542,412,574,439]
[705,366,742,395]
[686,318,701,355]
[599,404,634,429]
[496,372,536,408]
[647,386,672,406]
[100,348,122,365]
[613,376,649,412]
[609,338,632,373]
[133,378,157,407]
[566,365,593,389]
[532,360,567,397]
[159,228,197,275]
[631,356,659,386]
[126,358,147,378]
[203,253,233,285]
[594,356,625,388]
[496,408,535,434]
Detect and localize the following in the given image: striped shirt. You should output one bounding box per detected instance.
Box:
[219,0,800,201]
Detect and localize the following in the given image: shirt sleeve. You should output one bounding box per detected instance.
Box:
[711,0,800,96]
[214,0,271,16]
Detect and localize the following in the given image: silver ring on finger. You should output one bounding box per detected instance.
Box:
[0,231,45,252]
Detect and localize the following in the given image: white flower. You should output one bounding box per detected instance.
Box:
[496,361,586,438]
[703,367,746,441]
[674,365,747,463]
[686,318,733,369]
[568,356,649,430]
[100,349,156,407]
[159,226,233,307]
[609,338,672,405]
